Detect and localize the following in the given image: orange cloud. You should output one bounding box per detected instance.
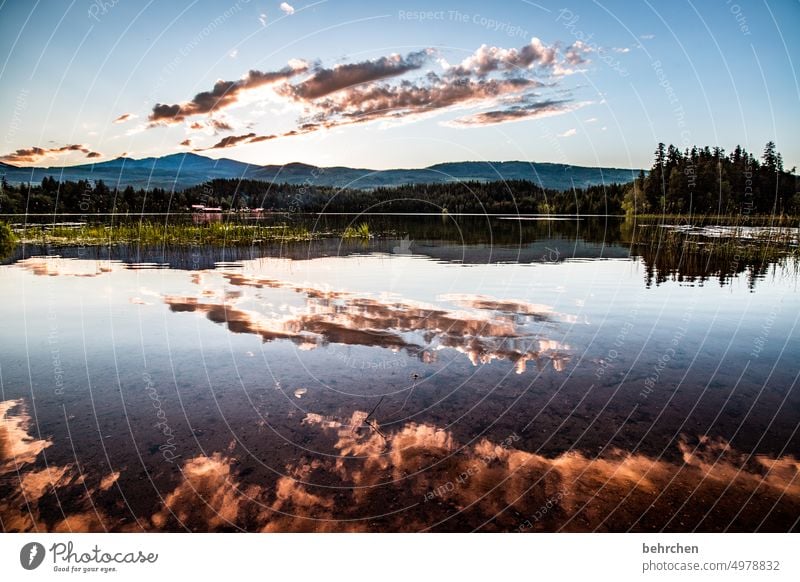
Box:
[280,50,431,101]
[112,113,136,124]
[0,144,102,165]
[148,63,309,125]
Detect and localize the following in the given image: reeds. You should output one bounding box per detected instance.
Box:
[0,221,18,258]
[341,222,371,239]
[15,221,313,247]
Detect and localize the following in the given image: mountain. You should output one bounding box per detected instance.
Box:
[0,153,640,191]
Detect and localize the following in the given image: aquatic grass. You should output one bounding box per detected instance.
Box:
[16,221,314,247]
[0,221,18,258]
[342,222,371,239]
[623,216,799,288]
[0,221,17,245]
[631,214,798,227]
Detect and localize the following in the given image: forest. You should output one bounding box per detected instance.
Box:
[623,141,797,215]
[0,142,796,216]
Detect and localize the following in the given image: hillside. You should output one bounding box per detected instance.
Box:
[0,153,639,191]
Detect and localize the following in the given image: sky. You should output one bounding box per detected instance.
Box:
[0,0,797,171]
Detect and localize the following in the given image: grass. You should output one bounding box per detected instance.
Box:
[624,218,799,275]
[341,222,371,239]
[15,221,313,247]
[630,214,798,227]
[0,221,18,258]
[0,221,17,245]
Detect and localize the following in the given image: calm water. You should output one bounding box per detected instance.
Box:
[1,216,798,532]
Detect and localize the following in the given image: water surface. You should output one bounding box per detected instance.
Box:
[1,216,798,532]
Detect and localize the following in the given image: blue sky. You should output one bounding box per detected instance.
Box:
[0,0,797,170]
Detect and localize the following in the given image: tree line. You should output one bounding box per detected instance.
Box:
[623,141,797,215]
[1,142,796,216]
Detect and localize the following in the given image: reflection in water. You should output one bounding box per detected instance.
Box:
[440,293,556,320]
[0,400,114,532]
[17,256,117,277]
[12,228,794,296]
[0,399,52,469]
[2,398,798,532]
[150,454,243,531]
[164,274,571,373]
[6,215,796,290]
[1,219,797,533]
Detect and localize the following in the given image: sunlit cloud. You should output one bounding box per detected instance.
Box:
[0,144,101,165]
[197,132,282,150]
[210,118,233,132]
[279,2,295,15]
[449,99,573,127]
[112,113,137,124]
[299,76,538,133]
[279,50,431,101]
[148,61,309,125]
[564,40,593,65]
[444,38,557,77]
[147,39,592,150]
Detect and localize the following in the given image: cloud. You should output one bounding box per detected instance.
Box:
[558,128,577,138]
[258,13,268,26]
[612,47,630,53]
[450,98,580,126]
[205,132,256,149]
[149,62,309,125]
[640,34,655,40]
[585,117,598,123]
[563,41,593,65]
[112,113,137,124]
[445,38,557,77]
[279,2,294,15]
[148,39,593,149]
[0,144,101,165]
[280,50,431,101]
[210,119,233,132]
[197,132,281,150]
[298,76,538,134]
[247,134,279,144]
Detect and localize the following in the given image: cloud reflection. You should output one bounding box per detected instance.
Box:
[2,398,798,532]
[163,274,571,373]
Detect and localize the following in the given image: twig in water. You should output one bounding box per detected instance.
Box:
[352,395,385,434]
[364,395,384,422]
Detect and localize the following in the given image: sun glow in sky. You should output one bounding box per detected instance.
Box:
[0,0,797,170]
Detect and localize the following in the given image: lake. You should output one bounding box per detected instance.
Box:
[1,215,798,532]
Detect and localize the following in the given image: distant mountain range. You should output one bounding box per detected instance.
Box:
[0,153,640,191]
